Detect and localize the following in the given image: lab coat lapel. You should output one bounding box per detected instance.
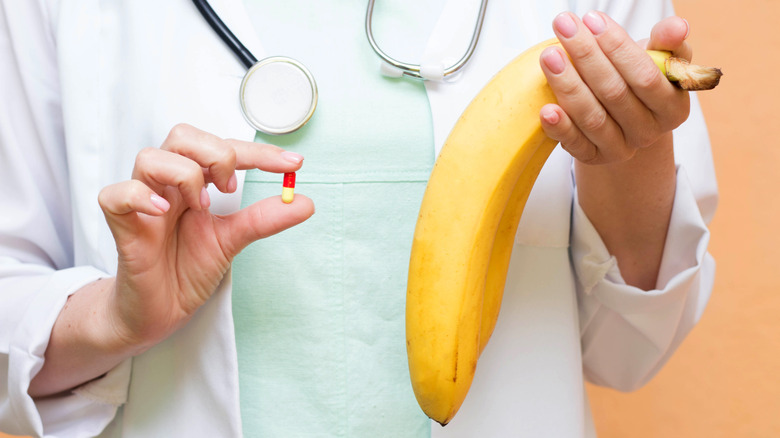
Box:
[422,0,573,248]
[120,0,249,434]
[55,0,269,435]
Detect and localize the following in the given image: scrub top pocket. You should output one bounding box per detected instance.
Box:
[233,168,432,437]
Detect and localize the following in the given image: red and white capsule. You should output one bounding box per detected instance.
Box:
[282,172,296,203]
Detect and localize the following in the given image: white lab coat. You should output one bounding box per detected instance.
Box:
[0,0,717,437]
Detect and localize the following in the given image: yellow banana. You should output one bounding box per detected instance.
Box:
[478,141,553,354]
[406,39,722,426]
[406,38,559,426]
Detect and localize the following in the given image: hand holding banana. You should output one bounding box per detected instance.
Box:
[540,13,716,164]
[406,13,721,426]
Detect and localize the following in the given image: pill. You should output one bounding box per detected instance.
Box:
[282,172,296,203]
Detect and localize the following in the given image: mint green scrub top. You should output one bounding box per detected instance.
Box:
[232,1,435,435]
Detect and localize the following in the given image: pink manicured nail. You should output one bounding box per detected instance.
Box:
[553,13,578,39]
[541,47,566,74]
[227,172,238,193]
[541,106,560,125]
[281,151,304,164]
[150,194,170,213]
[583,11,606,35]
[200,186,211,209]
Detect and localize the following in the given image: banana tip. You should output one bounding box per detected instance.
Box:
[666,57,723,91]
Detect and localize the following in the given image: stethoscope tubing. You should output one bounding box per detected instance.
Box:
[364,0,488,80]
[193,0,488,80]
[192,0,258,69]
[191,0,489,134]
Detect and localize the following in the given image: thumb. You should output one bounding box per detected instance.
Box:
[216,194,315,258]
[643,16,692,61]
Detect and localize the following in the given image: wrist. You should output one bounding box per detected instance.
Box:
[29,277,142,397]
[574,132,676,289]
[103,276,164,355]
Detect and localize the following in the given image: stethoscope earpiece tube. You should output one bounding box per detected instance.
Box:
[365,0,488,81]
[192,0,257,69]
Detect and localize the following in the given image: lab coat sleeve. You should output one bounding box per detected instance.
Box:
[569,0,718,391]
[573,91,717,392]
[0,1,130,436]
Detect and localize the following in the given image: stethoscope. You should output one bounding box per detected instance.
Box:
[192,0,488,135]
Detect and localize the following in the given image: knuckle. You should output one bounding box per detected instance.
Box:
[615,147,636,163]
[607,37,637,63]
[223,138,244,151]
[580,109,608,133]
[588,145,632,165]
[668,94,691,128]
[98,180,149,214]
[570,42,600,64]
[180,160,205,185]
[215,143,238,168]
[134,147,157,168]
[601,79,631,106]
[634,129,659,149]
[604,147,637,164]
[167,123,194,142]
[631,134,652,150]
[635,64,665,91]
[126,180,148,204]
[562,136,598,164]
[575,146,600,165]
[556,78,581,97]
[624,119,655,148]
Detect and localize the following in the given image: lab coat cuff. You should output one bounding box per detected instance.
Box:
[572,165,712,350]
[7,266,130,437]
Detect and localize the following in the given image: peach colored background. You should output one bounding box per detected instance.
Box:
[2,1,777,437]
[587,0,780,437]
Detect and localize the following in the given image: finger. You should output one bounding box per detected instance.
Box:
[99,180,170,217]
[581,11,685,123]
[231,140,305,173]
[161,124,305,189]
[215,194,315,258]
[539,45,631,162]
[572,11,675,148]
[540,104,605,164]
[132,147,208,211]
[98,181,170,239]
[553,12,617,84]
[647,16,692,61]
[162,124,238,193]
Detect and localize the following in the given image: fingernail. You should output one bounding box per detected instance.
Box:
[281,151,304,164]
[541,47,566,74]
[200,186,211,209]
[227,172,238,193]
[541,106,560,125]
[553,12,578,39]
[150,194,170,212]
[682,18,690,39]
[583,11,606,35]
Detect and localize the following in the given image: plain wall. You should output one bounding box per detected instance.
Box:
[587,0,780,436]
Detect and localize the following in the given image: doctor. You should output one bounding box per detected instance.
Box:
[0,0,716,437]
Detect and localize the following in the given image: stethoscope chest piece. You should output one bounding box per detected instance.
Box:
[239,56,318,135]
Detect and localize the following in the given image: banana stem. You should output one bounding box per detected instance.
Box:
[648,50,723,91]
